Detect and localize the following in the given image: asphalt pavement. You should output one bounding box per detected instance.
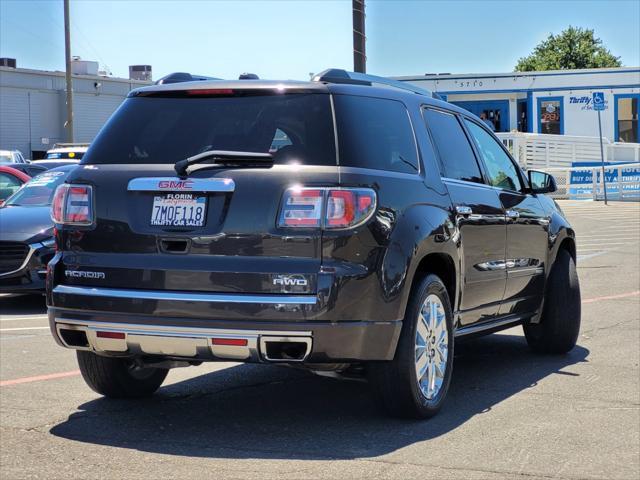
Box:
[1,200,639,480]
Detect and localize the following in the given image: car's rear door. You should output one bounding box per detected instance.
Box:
[423,107,507,326]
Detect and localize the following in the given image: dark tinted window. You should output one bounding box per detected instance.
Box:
[334,95,419,173]
[464,120,523,191]
[83,94,336,166]
[424,108,482,183]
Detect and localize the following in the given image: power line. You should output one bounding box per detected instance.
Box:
[42,7,112,75]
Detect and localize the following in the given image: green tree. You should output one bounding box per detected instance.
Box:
[515,26,622,71]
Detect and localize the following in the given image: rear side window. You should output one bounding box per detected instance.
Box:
[83,94,336,166]
[334,95,419,174]
[423,108,483,183]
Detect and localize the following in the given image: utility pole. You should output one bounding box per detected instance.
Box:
[352,0,366,73]
[64,0,74,142]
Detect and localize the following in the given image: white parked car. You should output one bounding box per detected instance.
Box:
[32,143,89,169]
[0,149,28,164]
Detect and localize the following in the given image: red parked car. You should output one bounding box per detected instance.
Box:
[0,166,31,205]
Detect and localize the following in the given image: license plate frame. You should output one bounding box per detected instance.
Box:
[150,193,208,227]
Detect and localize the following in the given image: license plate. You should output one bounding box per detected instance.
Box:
[151,193,207,227]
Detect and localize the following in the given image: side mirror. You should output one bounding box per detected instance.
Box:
[528,170,557,194]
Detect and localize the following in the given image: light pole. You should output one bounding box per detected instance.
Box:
[64,0,74,142]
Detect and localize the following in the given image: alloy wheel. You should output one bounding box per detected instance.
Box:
[415,294,449,400]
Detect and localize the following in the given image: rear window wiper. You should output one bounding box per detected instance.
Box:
[174,150,273,177]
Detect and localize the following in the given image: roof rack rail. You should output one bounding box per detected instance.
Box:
[312,68,433,97]
[155,72,221,85]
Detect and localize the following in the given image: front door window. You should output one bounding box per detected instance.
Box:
[464,120,523,192]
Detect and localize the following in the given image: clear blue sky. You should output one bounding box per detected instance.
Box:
[1,0,639,80]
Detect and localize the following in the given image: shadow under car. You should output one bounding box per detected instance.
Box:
[50,333,589,460]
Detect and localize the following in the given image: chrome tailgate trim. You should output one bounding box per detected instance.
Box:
[52,285,317,305]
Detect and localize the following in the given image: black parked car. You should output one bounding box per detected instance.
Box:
[0,166,75,293]
[47,70,580,418]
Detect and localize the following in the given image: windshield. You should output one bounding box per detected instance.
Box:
[3,169,69,207]
[82,94,336,166]
[0,152,14,163]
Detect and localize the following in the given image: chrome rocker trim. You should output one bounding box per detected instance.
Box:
[454,313,529,338]
[54,318,313,362]
[52,285,317,305]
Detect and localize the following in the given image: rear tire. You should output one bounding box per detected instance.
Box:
[524,249,581,354]
[369,274,454,419]
[76,351,168,398]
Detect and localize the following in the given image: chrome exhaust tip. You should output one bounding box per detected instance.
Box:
[259,336,312,362]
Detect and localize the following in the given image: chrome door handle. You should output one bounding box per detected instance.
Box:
[455,205,472,216]
[506,210,520,219]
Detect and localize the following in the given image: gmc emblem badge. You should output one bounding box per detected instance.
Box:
[158,180,194,189]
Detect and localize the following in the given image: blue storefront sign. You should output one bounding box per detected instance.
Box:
[570,161,640,199]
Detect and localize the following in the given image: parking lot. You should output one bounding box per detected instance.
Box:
[1,200,638,480]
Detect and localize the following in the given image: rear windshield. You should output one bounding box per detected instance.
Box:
[83,94,336,166]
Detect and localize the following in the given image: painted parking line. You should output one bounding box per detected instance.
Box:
[0,316,48,323]
[578,232,640,240]
[582,290,640,304]
[0,326,50,332]
[578,242,633,247]
[577,252,607,261]
[0,370,80,387]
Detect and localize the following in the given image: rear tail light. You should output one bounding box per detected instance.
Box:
[51,184,94,226]
[278,188,324,227]
[278,187,376,229]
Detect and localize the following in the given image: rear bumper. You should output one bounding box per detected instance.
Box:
[48,305,401,363]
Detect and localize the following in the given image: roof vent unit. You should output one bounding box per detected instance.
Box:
[239,73,259,80]
[0,58,16,68]
[129,65,152,81]
[155,72,220,85]
[71,58,99,76]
